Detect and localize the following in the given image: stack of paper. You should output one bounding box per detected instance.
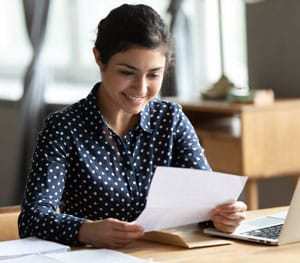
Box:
[0,238,153,262]
[49,249,153,263]
[0,254,59,263]
[0,250,153,263]
[0,237,70,260]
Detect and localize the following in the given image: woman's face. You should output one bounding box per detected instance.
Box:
[94,46,166,115]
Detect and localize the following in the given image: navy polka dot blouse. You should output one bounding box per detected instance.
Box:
[18,83,211,245]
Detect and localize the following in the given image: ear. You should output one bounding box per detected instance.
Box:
[93,47,105,70]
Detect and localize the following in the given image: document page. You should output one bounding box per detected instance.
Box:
[48,249,153,263]
[134,166,247,232]
[0,250,153,263]
[0,237,70,260]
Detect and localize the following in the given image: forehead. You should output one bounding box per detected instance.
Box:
[109,47,166,69]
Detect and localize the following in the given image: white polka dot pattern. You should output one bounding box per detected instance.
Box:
[18,83,211,245]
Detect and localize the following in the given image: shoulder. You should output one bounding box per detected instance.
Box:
[147,97,183,115]
[44,84,98,129]
[46,99,84,126]
[142,98,188,131]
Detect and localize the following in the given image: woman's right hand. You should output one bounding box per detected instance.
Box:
[78,218,144,248]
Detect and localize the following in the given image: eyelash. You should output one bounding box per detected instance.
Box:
[119,71,161,79]
[120,70,134,76]
[149,73,160,79]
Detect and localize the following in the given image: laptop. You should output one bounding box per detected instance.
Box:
[203,178,300,245]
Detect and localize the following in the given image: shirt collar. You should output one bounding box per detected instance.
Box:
[140,102,153,134]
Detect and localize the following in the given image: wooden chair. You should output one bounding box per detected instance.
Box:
[0,205,20,241]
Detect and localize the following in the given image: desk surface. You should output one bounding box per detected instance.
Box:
[118,207,300,263]
[1,206,298,262]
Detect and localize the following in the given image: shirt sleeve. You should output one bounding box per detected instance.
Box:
[171,105,212,171]
[18,114,86,246]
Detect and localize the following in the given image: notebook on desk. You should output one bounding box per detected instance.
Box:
[204,178,300,246]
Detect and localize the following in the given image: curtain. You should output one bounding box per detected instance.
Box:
[14,0,50,204]
[161,0,196,99]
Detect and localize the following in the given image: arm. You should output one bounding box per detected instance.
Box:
[171,105,211,170]
[18,114,144,248]
[18,115,85,245]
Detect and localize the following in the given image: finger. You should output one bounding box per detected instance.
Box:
[213,211,246,226]
[212,215,238,232]
[215,201,247,213]
[212,213,239,225]
[107,219,144,243]
[108,231,144,249]
[217,211,247,221]
[214,222,237,234]
[110,219,144,232]
[217,200,246,208]
[212,205,246,218]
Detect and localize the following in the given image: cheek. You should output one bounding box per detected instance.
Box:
[106,73,129,88]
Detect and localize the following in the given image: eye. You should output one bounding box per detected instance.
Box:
[119,70,134,76]
[148,72,161,79]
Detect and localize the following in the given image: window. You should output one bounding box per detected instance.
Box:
[44,0,170,103]
[0,0,30,100]
[0,0,247,103]
[202,0,248,89]
[221,0,248,88]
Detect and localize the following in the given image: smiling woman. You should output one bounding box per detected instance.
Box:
[18,3,247,249]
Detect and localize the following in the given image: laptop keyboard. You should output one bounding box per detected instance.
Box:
[242,224,283,240]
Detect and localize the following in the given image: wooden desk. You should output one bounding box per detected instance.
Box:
[2,206,300,262]
[172,99,300,209]
[0,205,20,241]
[120,207,297,263]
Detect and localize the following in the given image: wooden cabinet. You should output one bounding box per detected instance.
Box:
[174,99,300,209]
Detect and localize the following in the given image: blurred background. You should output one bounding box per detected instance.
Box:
[0,0,299,208]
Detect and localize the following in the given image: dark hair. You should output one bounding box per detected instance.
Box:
[95,4,173,69]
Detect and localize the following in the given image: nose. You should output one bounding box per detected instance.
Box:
[135,76,148,94]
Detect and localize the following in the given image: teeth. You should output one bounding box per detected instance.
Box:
[126,94,144,101]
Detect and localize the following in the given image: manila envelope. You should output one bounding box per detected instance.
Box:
[142,223,232,248]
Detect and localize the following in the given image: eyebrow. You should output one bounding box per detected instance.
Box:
[117,63,164,72]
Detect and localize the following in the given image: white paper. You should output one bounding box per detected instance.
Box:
[48,249,153,263]
[0,254,62,263]
[0,250,153,263]
[0,237,70,260]
[134,166,247,232]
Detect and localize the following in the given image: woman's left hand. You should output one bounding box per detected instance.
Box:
[211,201,247,233]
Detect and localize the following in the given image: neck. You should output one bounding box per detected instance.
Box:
[109,114,139,138]
[96,84,139,138]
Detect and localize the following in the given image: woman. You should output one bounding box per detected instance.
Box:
[18,4,246,248]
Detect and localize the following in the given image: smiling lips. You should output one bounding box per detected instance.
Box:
[124,93,146,104]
